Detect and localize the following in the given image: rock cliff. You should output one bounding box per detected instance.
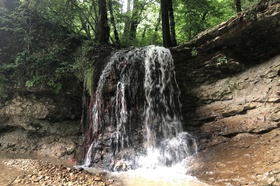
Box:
[190,55,280,185]
[171,1,280,185]
[0,91,82,158]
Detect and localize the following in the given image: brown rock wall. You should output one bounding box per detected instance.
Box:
[193,55,280,149]
[181,50,280,186]
[0,92,82,158]
[171,2,280,185]
[172,3,280,183]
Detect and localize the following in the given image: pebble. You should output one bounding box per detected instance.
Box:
[2,159,116,186]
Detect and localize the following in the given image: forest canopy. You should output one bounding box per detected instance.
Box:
[0,0,261,96]
[1,0,261,46]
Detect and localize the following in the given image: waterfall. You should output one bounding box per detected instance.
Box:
[80,45,196,170]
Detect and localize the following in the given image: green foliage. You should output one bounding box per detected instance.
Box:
[13,0,241,46]
[174,0,236,43]
[73,40,114,95]
[217,56,228,65]
[0,82,8,99]
[0,4,83,93]
[242,0,260,9]
[16,0,100,41]
[74,41,96,95]
[0,0,253,98]
[191,47,198,57]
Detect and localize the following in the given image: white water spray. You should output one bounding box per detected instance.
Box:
[81,45,196,170]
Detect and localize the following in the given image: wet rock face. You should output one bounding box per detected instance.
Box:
[83,48,147,167]
[82,46,187,169]
[188,128,280,186]
[170,3,280,185]
[172,2,280,127]
[174,42,280,186]
[0,92,82,158]
[179,55,280,185]
[0,92,81,121]
[192,55,280,150]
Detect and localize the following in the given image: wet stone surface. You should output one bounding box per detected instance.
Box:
[178,54,280,185]
[188,128,280,186]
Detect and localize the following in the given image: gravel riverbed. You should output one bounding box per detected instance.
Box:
[1,158,121,186]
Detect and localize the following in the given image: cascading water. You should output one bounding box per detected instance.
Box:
[80,45,197,171]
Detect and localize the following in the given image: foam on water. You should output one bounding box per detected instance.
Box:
[115,166,208,186]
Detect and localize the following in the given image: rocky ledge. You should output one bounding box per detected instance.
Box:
[0,91,82,158]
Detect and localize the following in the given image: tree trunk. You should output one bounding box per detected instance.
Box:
[168,0,177,46]
[128,0,145,41]
[108,0,121,47]
[97,0,109,44]
[141,25,147,40]
[123,0,131,41]
[235,0,242,13]
[126,0,131,12]
[92,0,99,25]
[129,1,138,41]
[154,12,161,41]
[161,0,172,47]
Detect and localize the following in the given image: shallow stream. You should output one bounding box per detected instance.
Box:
[0,153,209,186]
[111,167,209,186]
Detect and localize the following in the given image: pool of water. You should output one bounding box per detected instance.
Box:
[84,163,209,186]
[0,153,209,186]
[113,167,209,186]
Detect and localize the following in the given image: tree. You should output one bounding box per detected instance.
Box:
[1,0,241,46]
[168,0,177,46]
[161,0,171,47]
[123,0,132,40]
[161,0,176,47]
[128,0,146,41]
[235,0,242,13]
[173,0,236,43]
[121,0,148,44]
[108,0,121,47]
[96,0,109,43]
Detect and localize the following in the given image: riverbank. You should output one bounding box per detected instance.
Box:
[0,156,118,186]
